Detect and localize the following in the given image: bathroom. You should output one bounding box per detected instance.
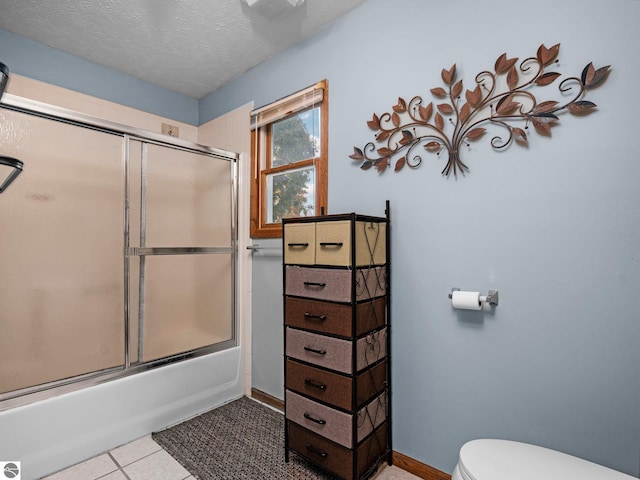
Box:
[0,0,639,479]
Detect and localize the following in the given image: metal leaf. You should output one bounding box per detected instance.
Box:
[507,66,519,90]
[512,127,528,146]
[393,97,407,113]
[496,95,520,115]
[465,127,486,141]
[419,103,433,122]
[376,158,389,173]
[441,64,456,85]
[532,119,552,136]
[465,85,482,108]
[424,141,441,152]
[437,103,454,115]
[535,72,561,86]
[360,160,373,170]
[567,100,597,114]
[585,65,611,90]
[392,112,400,127]
[399,130,414,145]
[377,130,390,141]
[435,112,444,130]
[431,87,447,98]
[349,147,364,160]
[459,102,471,123]
[536,43,560,67]
[452,79,463,99]
[377,147,393,156]
[367,113,380,130]
[395,156,406,172]
[533,100,559,114]
[441,67,451,85]
[581,62,595,86]
[495,53,519,75]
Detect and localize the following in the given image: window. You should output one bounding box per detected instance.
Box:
[250,80,328,238]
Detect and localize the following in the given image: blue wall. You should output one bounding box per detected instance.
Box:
[0,29,198,125]
[1,0,639,476]
[205,0,640,476]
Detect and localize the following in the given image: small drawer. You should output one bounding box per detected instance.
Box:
[283,222,315,265]
[315,220,351,266]
[286,390,352,447]
[286,327,387,374]
[285,266,386,303]
[287,421,389,480]
[284,297,386,338]
[286,327,350,373]
[285,267,352,302]
[286,359,353,410]
[286,391,387,448]
[286,359,388,410]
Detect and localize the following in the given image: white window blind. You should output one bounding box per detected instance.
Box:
[251,82,324,130]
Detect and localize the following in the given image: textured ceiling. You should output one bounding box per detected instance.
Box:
[0,0,369,99]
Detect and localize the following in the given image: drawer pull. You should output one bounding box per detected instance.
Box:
[304,412,327,425]
[319,242,343,247]
[304,346,326,355]
[304,312,327,321]
[305,443,328,458]
[303,281,326,288]
[304,378,327,390]
[287,242,309,248]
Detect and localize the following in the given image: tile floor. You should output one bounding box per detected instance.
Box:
[43,434,421,480]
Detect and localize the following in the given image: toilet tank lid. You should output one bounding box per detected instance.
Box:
[458,439,636,480]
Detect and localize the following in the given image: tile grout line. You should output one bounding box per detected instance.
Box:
[106,452,133,480]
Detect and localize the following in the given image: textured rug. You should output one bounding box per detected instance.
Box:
[152,396,337,479]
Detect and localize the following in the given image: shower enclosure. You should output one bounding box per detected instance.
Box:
[0,96,238,409]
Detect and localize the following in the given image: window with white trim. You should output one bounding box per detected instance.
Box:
[250,80,328,238]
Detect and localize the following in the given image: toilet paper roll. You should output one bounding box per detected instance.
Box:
[451,291,482,310]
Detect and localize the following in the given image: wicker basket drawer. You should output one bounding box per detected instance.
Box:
[287,421,389,480]
[286,327,387,374]
[286,391,387,448]
[283,223,315,265]
[284,296,386,338]
[285,266,386,303]
[286,359,388,411]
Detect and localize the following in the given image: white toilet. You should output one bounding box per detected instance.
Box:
[452,439,637,480]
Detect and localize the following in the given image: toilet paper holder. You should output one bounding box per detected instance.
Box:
[449,288,499,306]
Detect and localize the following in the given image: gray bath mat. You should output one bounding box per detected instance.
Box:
[152,396,337,479]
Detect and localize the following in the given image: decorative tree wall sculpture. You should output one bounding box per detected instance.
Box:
[349,43,610,177]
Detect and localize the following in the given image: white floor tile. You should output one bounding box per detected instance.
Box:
[123,449,191,480]
[110,435,162,467]
[100,471,129,480]
[42,454,118,480]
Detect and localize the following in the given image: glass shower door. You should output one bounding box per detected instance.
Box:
[127,141,235,363]
[0,109,125,394]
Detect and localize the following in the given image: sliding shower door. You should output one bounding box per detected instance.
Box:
[0,101,237,406]
[127,141,235,363]
[0,110,125,394]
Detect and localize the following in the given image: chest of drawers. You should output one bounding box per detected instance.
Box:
[283,207,391,480]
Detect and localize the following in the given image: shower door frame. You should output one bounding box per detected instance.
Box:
[0,94,239,411]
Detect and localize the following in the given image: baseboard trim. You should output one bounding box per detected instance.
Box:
[392,451,451,480]
[250,388,284,411]
[250,389,450,480]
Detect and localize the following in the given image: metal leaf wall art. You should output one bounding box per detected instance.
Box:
[349,43,611,177]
